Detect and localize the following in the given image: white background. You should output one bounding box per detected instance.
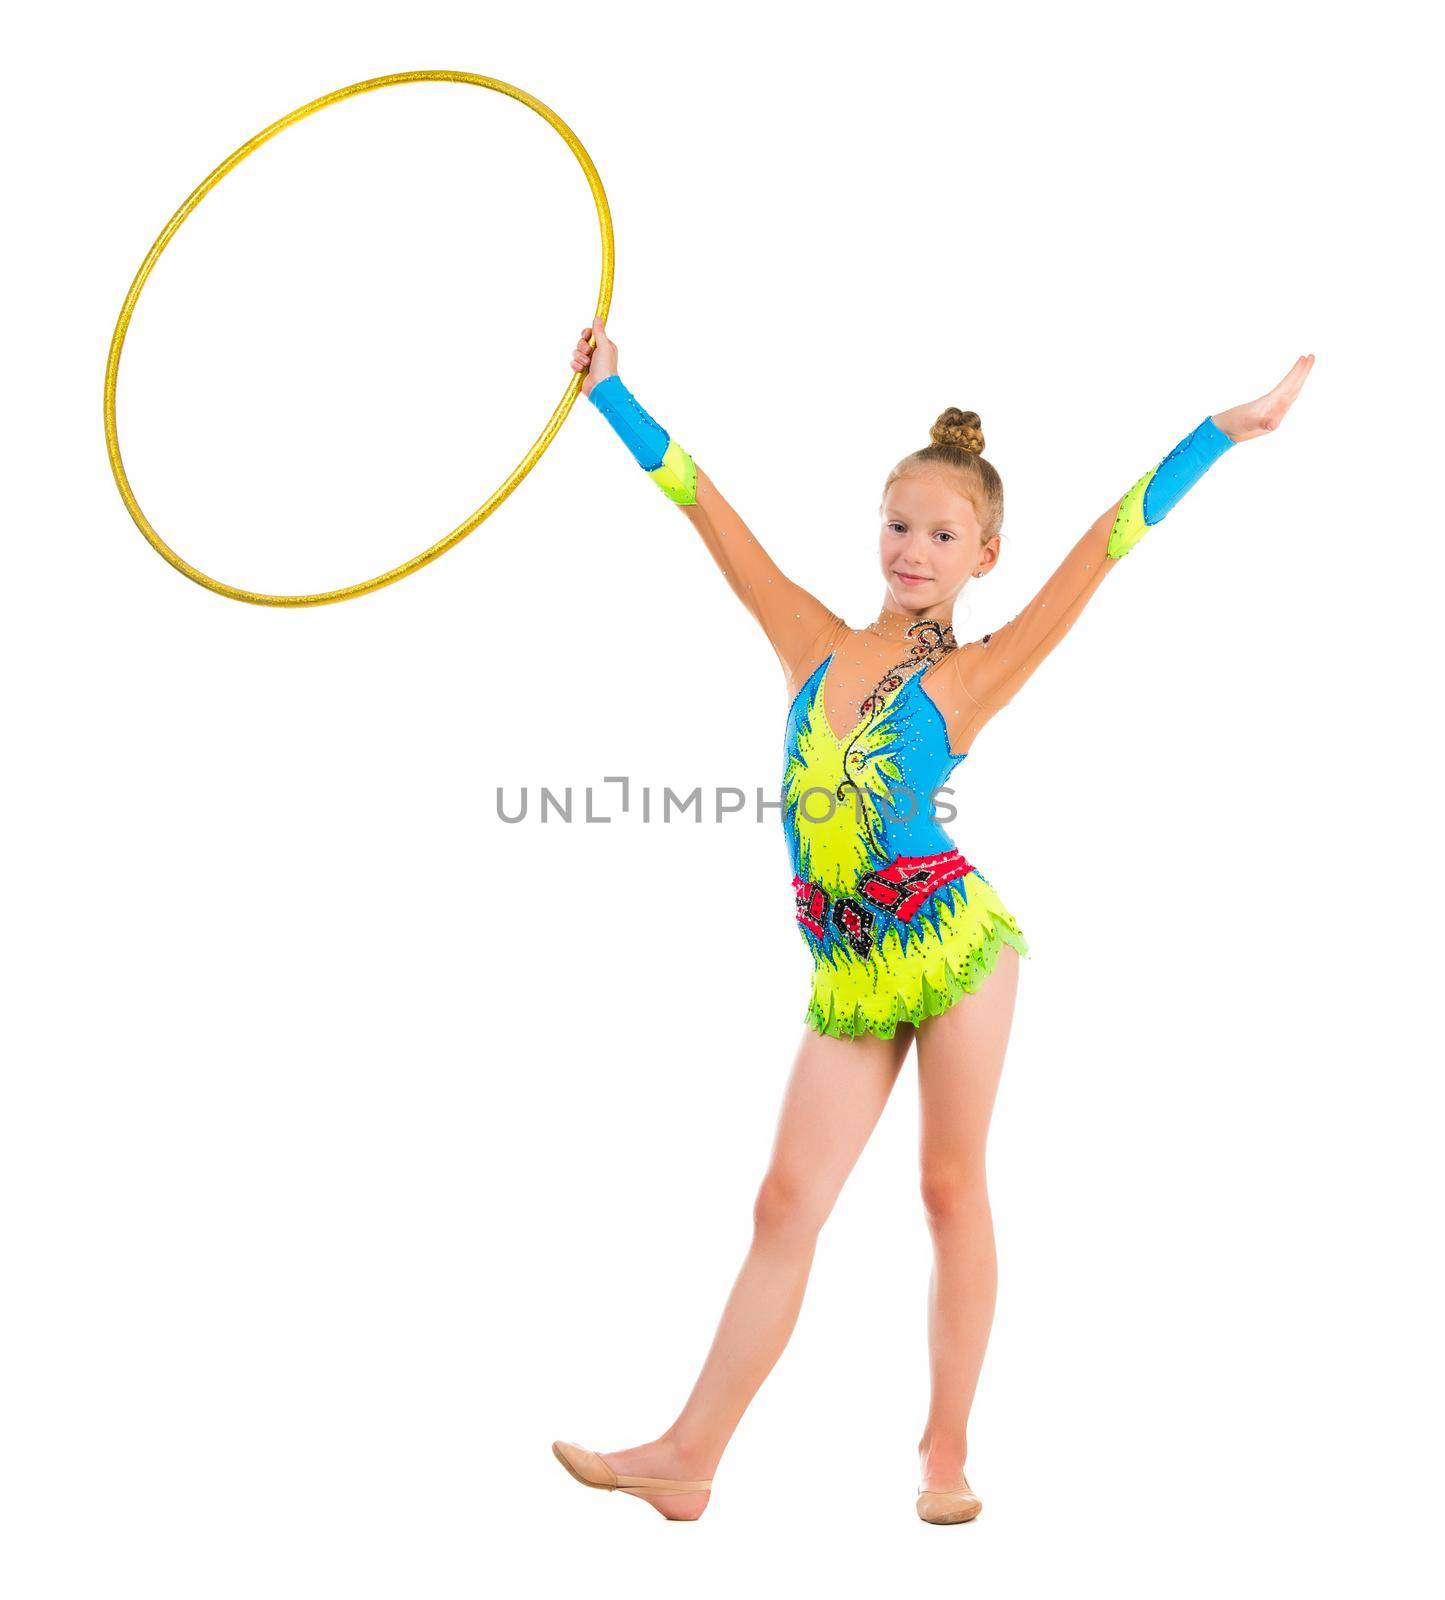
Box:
[3,2,1440,1595]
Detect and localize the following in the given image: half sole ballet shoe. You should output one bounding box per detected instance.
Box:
[916,1479,982,1524]
[552,1440,712,1502]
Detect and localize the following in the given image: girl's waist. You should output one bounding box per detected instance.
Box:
[793,846,976,938]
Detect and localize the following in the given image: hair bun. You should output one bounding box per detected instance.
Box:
[930,408,985,455]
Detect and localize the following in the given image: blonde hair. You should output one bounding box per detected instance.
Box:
[884,408,1005,547]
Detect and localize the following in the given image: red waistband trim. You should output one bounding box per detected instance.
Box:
[793,847,974,951]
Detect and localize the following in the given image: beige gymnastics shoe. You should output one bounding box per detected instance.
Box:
[552,1440,712,1505]
[916,1472,982,1524]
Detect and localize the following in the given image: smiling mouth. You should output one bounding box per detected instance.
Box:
[895,571,931,584]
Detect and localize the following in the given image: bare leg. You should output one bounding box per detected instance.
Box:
[914,943,1021,1491]
[598,1022,913,1518]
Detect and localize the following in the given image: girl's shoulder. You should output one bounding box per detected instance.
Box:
[783,614,852,703]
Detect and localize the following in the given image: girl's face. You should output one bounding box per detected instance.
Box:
[878,471,998,613]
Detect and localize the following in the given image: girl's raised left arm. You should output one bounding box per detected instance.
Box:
[950,354,1315,720]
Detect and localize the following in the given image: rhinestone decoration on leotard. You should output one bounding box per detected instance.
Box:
[856,617,958,721]
[836,617,960,821]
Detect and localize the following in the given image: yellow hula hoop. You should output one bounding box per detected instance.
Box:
[103,70,614,607]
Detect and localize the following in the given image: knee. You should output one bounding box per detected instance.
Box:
[752,1166,830,1242]
[919,1162,989,1228]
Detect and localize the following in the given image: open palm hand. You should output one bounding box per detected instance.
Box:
[1214,354,1315,443]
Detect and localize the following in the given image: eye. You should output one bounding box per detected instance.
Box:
[885,521,906,534]
[933,530,956,543]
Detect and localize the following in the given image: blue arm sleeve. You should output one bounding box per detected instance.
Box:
[1108,416,1235,557]
[586,374,698,505]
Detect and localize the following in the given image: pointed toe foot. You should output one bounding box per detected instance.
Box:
[552,1440,618,1490]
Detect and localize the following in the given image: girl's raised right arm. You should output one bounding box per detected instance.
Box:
[574,317,841,684]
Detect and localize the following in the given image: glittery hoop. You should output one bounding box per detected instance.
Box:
[103,70,615,607]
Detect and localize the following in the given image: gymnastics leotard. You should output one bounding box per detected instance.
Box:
[588,375,1234,1040]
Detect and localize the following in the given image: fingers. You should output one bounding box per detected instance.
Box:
[1267,354,1315,417]
[1272,353,1314,403]
[569,314,612,375]
[1251,357,1306,421]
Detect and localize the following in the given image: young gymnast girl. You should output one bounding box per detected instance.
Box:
[551,318,1313,1523]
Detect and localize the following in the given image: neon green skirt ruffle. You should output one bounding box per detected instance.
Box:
[804,873,1030,1042]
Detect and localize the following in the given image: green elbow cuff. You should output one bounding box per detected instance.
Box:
[648,438,698,505]
[1107,468,1155,558]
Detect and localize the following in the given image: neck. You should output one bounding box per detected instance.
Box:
[877,597,953,621]
[869,597,955,634]
[865,596,958,654]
